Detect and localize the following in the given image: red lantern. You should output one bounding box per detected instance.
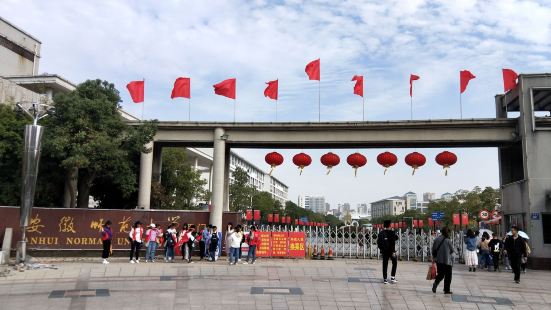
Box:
[292,152,312,175]
[265,152,284,176]
[435,151,457,176]
[346,152,367,177]
[320,152,340,174]
[377,151,398,175]
[405,152,426,175]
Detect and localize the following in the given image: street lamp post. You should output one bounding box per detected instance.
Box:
[15,100,54,263]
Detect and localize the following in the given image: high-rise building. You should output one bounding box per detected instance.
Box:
[298,195,326,214]
[325,202,330,212]
[441,192,453,202]
[403,192,417,210]
[423,192,436,202]
[370,196,406,219]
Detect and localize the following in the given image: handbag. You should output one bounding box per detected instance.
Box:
[426,262,437,280]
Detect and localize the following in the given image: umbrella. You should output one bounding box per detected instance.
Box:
[507,231,530,239]
[479,229,493,237]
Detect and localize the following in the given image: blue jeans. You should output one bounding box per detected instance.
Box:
[146,242,158,261]
[230,247,240,264]
[246,245,257,263]
[166,246,174,260]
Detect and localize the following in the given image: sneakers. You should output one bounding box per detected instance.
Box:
[515,280,520,284]
[252,261,256,265]
[135,259,140,264]
[243,261,249,265]
[444,291,453,295]
[130,259,135,264]
[432,284,437,293]
[390,277,397,284]
[102,259,109,264]
[383,279,388,284]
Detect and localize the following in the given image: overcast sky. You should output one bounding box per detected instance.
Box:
[3,0,551,208]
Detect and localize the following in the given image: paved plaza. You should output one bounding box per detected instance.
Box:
[1,258,550,310]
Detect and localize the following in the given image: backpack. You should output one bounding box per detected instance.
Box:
[165,231,175,246]
[210,233,219,250]
[377,231,388,252]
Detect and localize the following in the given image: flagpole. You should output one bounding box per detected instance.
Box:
[362,96,365,121]
[141,78,145,122]
[410,96,413,120]
[459,92,463,119]
[276,99,278,122]
[188,98,191,122]
[234,99,236,123]
[318,80,321,122]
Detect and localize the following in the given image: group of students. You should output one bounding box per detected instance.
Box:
[376,220,531,296]
[100,220,222,264]
[99,220,260,265]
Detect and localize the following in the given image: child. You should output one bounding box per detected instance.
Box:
[229,226,242,265]
[129,221,144,263]
[164,223,177,263]
[209,226,220,261]
[145,223,160,262]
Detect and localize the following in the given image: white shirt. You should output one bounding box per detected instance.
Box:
[229,232,242,248]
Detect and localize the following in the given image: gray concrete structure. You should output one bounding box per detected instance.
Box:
[135,73,551,267]
[0,16,41,77]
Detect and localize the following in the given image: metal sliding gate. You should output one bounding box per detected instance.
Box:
[259,225,463,262]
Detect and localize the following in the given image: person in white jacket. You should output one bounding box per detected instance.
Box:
[228,226,242,265]
[129,221,144,263]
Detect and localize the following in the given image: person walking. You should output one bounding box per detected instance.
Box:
[244,225,259,265]
[502,235,512,270]
[377,220,398,284]
[100,220,113,264]
[164,223,177,263]
[129,221,144,263]
[504,226,527,284]
[432,227,455,294]
[229,226,242,265]
[145,223,160,262]
[488,234,503,272]
[209,226,221,261]
[464,229,478,272]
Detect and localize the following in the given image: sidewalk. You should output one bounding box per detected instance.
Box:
[0,257,550,310]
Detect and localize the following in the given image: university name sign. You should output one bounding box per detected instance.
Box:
[0,206,240,251]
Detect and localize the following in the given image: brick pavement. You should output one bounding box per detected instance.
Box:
[0,257,550,310]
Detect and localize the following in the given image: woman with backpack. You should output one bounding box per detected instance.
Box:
[209,226,221,261]
[464,229,478,272]
[164,223,177,263]
[129,221,144,263]
[101,220,113,264]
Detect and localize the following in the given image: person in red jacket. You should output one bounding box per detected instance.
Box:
[244,225,260,264]
[101,220,113,264]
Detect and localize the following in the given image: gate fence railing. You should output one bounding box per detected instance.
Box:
[256,225,464,263]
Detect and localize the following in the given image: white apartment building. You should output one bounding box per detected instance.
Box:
[423,192,436,202]
[370,196,406,219]
[403,191,417,210]
[298,195,326,214]
[188,148,289,205]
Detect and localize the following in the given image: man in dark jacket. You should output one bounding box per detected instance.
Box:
[504,226,527,283]
[377,220,398,284]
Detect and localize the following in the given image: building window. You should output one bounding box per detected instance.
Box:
[543,213,551,244]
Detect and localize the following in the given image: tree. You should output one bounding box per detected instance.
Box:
[45,79,157,208]
[153,148,207,210]
[229,167,255,212]
[0,104,27,205]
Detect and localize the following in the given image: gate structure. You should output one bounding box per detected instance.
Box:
[259,225,464,263]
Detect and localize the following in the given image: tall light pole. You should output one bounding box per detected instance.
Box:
[15,99,55,263]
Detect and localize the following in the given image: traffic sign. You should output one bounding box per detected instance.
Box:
[531,213,540,220]
[491,210,500,220]
[479,210,490,220]
[431,211,445,220]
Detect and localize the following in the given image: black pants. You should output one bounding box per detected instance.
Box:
[199,241,206,259]
[382,253,397,279]
[433,263,452,293]
[492,253,500,271]
[102,240,111,259]
[130,241,142,260]
[510,255,521,281]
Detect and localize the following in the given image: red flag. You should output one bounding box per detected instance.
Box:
[305,59,320,81]
[126,80,144,103]
[171,77,191,99]
[409,74,420,97]
[453,214,460,225]
[253,210,261,221]
[461,213,469,226]
[245,210,252,221]
[264,79,278,100]
[460,70,476,93]
[213,78,236,99]
[351,75,363,97]
[502,69,518,92]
